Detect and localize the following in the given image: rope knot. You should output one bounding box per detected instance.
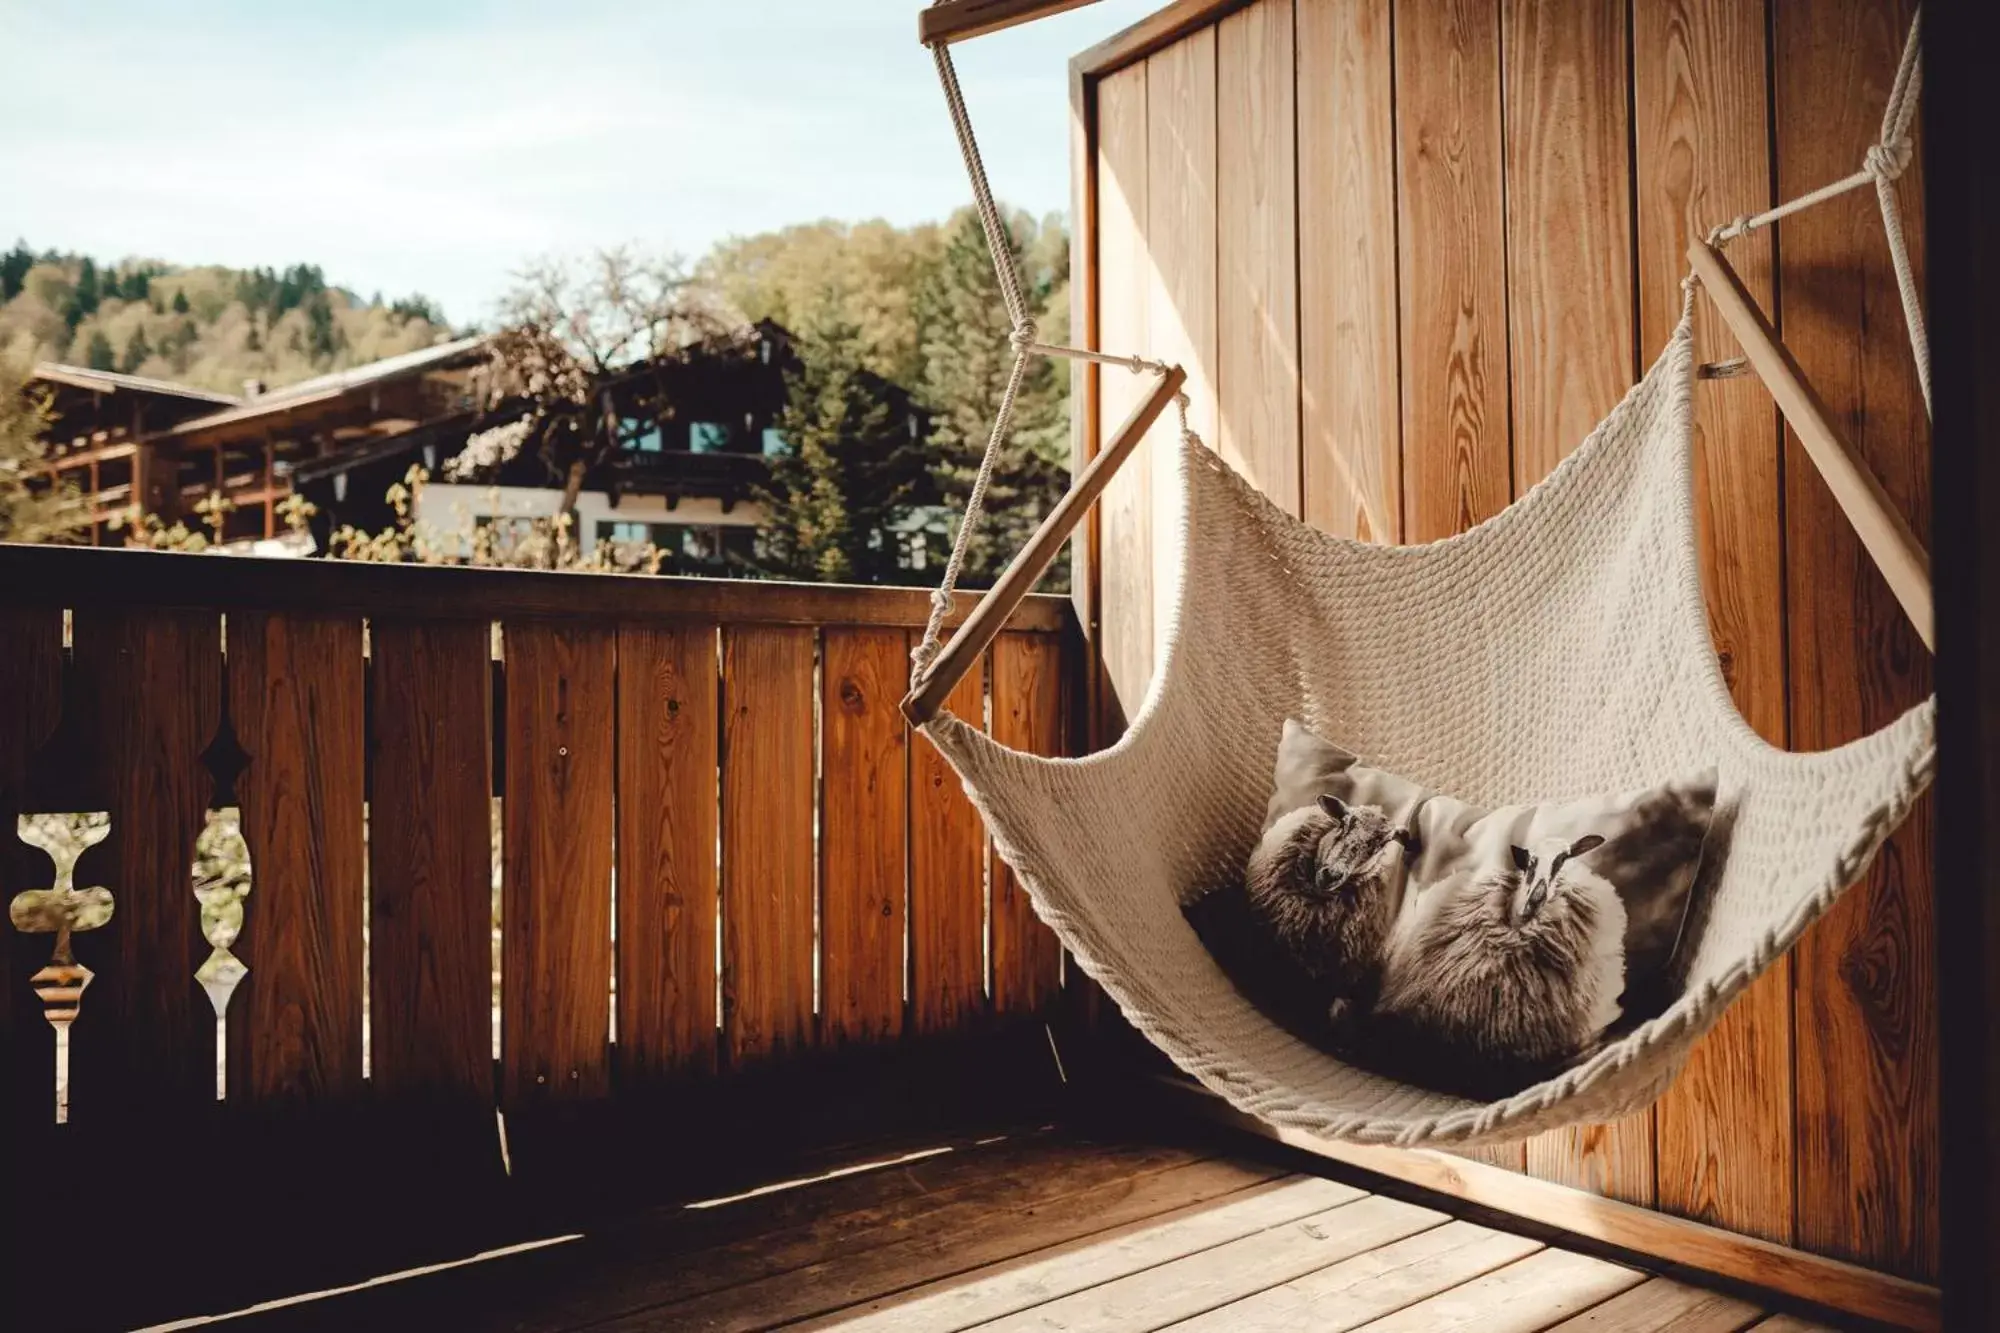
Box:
[1009,319,1039,353]
[1865,138,1913,182]
[1707,215,1751,247]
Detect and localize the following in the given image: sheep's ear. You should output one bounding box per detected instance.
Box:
[1569,833,1606,857]
[1511,844,1533,872]
[1316,794,1349,820]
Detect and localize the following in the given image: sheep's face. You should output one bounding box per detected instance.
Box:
[1246,796,1416,991]
[1508,834,1607,923]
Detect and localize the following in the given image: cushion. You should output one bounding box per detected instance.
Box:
[1191,718,1720,1096]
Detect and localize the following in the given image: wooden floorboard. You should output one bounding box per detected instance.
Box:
[1539,1276,1766,1332]
[197,1123,1814,1333]
[1165,1221,1544,1333]
[796,1175,1363,1331]
[1339,1248,1646,1332]
[964,1194,1447,1332]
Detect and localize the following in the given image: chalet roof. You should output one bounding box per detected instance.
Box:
[165,334,490,436]
[32,362,241,407]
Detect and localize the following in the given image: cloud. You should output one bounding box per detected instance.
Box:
[0,0,1157,324]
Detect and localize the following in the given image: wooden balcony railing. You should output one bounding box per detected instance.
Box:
[0,545,1078,1284]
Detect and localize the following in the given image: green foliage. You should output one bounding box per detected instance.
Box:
[914,208,1071,586]
[120,325,151,374]
[0,343,88,543]
[84,329,115,370]
[754,299,931,584]
[0,242,453,395]
[698,220,944,387]
[0,241,31,303]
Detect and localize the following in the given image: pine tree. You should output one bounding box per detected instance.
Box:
[1,240,31,302]
[85,330,115,371]
[913,209,1069,587]
[73,257,100,318]
[171,288,190,315]
[121,326,153,374]
[754,299,929,583]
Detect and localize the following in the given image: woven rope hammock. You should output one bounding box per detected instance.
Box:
[902,4,1935,1145]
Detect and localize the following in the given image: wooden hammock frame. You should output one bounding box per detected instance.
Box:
[899,0,1933,728]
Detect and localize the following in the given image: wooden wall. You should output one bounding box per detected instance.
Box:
[1073,0,1934,1281]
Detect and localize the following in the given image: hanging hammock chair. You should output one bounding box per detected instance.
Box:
[903,2,1934,1146]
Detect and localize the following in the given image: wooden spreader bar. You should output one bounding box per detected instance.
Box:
[1688,239,1934,650]
[902,364,1185,726]
[919,0,1103,46]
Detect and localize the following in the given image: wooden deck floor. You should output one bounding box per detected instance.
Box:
[184,1128,1844,1333]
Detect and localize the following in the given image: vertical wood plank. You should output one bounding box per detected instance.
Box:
[368,620,493,1104]
[820,628,908,1048]
[1502,0,1636,483]
[1298,0,1401,542]
[991,633,1065,1018]
[1504,0,1653,1205]
[1637,0,1796,1247]
[720,626,815,1066]
[1096,61,1152,732]
[501,623,614,1104]
[230,613,366,1105]
[616,624,720,1083]
[1146,26,1217,650]
[1217,0,1301,516]
[1775,0,1937,1281]
[910,664,986,1035]
[67,611,220,1121]
[1071,62,1102,751]
[1395,0,1510,542]
[0,608,63,1129]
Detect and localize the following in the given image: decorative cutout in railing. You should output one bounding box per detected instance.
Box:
[193,807,251,1020]
[194,705,252,1024]
[9,812,113,1031]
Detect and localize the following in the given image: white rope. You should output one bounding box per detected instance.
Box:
[1707,8,1928,414]
[911,15,1179,691]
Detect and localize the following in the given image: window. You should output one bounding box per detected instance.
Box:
[689,421,729,453]
[761,427,787,457]
[599,520,649,545]
[621,418,663,453]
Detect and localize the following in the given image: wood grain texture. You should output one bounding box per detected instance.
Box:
[1146,24,1217,645]
[1775,0,1936,1282]
[910,665,986,1035]
[1216,0,1301,516]
[1297,0,1401,542]
[720,626,815,1065]
[1167,1062,1943,1328]
[1504,0,1650,1203]
[616,624,720,1083]
[367,621,492,1103]
[990,633,1065,1017]
[1347,1248,1645,1333]
[1171,1221,1543,1333]
[0,608,63,1128]
[820,628,909,1048]
[1094,60,1154,732]
[814,1177,1366,1331]
[1394,0,1510,542]
[0,544,1068,634]
[1635,0,1795,1248]
[1502,0,1634,485]
[227,613,366,1105]
[501,622,615,1104]
[66,611,220,1122]
[1541,1274,1765,1332]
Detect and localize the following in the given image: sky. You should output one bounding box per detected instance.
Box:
[0,0,1159,327]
